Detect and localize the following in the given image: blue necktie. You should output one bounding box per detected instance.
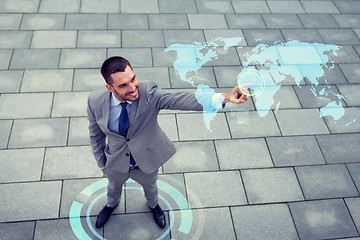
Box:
[118,102,136,166]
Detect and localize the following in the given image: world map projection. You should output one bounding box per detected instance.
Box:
[165,37,357,130]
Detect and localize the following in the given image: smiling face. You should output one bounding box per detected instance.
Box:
[106,65,139,102]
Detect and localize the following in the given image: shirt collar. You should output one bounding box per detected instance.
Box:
[110,93,133,107]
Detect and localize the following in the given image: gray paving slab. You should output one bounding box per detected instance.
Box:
[203,47,241,66]
[177,113,231,141]
[184,170,247,208]
[59,49,106,68]
[333,14,360,28]
[21,69,73,92]
[355,46,360,57]
[232,0,270,13]
[298,13,339,28]
[275,109,330,136]
[8,118,69,148]
[31,30,77,48]
[121,0,159,13]
[0,221,35,240]
[226,14,266,29]
[254,86,302,110]
[226,110,281,138]
[322,107,360,134]
[0,70,23,93]
[0,120,11,149]
[104,212,170,239]
[0,50,12,70]
[149,14,189,29]
[164,30,205,46]
[163,141,219,173]
[310,64,348,85]
[0,222,35,240]
[43,146,102,180]
[294,85,344,108]
[295,164,359,200]
[316,133,360,164]
[196,0,234,13]
[263,14,303,28]
[125,173,186,213]
[65,14,107,30]
[215,138,274,169]
[333,0,360,13]
[73,69,105,91]
[122,30,164,47]
[0,0,40,13]
[152,47,178,67]
[80,0,120,13]
[0,14,22,30]
[321,46,360,64]
[10,49,61,70]
[157,114,178,141]
[241,168,304,204]
[39,0,80,13]
[266,135,326,167]
[169,66,217,88]
[339,63,360,84]
[347,163,360,193]
[171,207,236,239]
[0,31,32,49]
[135,67,170,89]
[60,178,125,218]
[338,84,360,107]
[213,66,244,87]
[51,91,89,117]
[345,197,360,233]
[0,181,62,222]
[289,199,359,240]
[282,29,324,43]
[77,30,121,48]
[108,48,152,67]
[188,14,228,29]
[301,0,339,13]
[0,148,44,183]
[158,0,197,13]
[204,29,247,46]
[34,218,85,240]
[243,29,284,46]
[20,14,66,30]
[267,1,305,13]
[68,117,90,146]
[319,29,360,45]
[0,93,53,119]
[108,14,148,29]
[231,204,299,240]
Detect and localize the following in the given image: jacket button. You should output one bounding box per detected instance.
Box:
[126,153,130,156]
[126,138,130,142]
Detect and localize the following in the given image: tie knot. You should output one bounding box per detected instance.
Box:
[120,102,127,108]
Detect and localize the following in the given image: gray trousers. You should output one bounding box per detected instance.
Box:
[104,167,158,209]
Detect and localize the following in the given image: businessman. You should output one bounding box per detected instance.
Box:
[87,56,250,229]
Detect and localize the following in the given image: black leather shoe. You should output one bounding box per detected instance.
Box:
[149,204,166,229]
[95,204,118,228]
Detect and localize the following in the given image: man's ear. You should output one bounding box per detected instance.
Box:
[106,84,113,93]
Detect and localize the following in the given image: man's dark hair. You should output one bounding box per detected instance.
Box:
[100,56,133,84]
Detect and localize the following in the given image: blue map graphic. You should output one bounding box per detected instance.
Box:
[165,37,356,130]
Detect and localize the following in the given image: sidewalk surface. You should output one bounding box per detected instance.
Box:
[1,0,360,239]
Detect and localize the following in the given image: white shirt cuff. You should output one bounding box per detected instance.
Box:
[211,93,226,110]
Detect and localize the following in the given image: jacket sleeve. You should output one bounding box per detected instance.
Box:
[87,96,107,169]
[144,82,217,112]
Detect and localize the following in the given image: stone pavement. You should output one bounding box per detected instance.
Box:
[0,0,360,239]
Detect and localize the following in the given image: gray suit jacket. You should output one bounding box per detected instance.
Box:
[87,81,209,174]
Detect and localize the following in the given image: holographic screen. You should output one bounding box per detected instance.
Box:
[165,37,357,129]
[69,178,200,240]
